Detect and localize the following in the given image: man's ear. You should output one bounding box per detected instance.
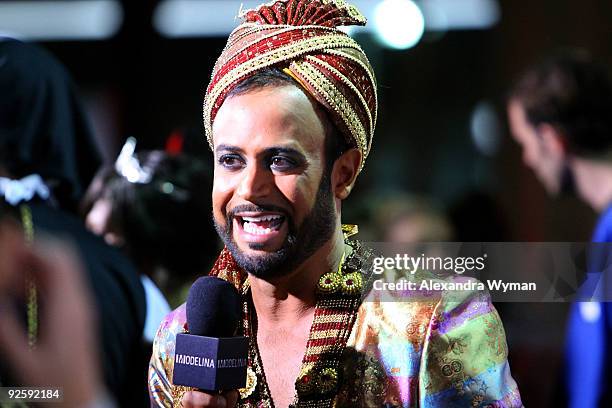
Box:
[332,148,361,200]
[538,123,569,157]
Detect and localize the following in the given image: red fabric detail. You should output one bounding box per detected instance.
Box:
[273,2,287,23]
[286,0,297,22]
[243,0,365,28]
[260,6,277,24]
[313,7,341,26]
[297,1,319,25]
[207,26,337,123]
[294,0,310,25]
[304,354,323,363]
[207,27,332,92]
[165,131,184,155]
[307,54,375,134]
[245,10,266,24]
[308,3,332,25]
[311,322,345,331]
[309,337,339,347]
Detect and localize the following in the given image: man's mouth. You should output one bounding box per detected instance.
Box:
[231,212,289,247]
[237,214,286,235]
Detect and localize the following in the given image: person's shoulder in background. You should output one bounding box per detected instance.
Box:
[27,202,148,406]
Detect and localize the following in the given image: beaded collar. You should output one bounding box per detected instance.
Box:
[205,225,372,408]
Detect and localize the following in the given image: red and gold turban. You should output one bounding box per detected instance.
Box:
[203,0,378,171]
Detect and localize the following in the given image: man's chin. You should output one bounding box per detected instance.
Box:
[233,235,286,253]
[239,243,280,256]
[214,225,292,279]
[231,248,294,280]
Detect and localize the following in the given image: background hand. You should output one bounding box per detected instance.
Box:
[0,221,105,407]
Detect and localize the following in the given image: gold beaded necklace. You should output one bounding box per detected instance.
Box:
[238,228,371,408]
[19,204,38,349]
[0,205,37,408]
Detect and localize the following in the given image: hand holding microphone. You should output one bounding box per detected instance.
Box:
[174,277,248,408]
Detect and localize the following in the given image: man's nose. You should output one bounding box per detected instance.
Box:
[237,162,272,200]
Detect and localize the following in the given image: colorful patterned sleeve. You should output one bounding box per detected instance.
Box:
[149,304,188,408]
[418,279,523,407]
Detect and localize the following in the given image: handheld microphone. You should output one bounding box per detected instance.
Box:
[172,276,248,392]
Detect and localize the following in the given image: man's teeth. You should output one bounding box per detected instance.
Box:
[242,215,283,222]
[243,222,273,235]
[239,214,284,235]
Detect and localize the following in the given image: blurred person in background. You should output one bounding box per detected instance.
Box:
[83,155,172,350]
[370,194,454,243]
[0,38,148,406]
[508,50,612,408]
[0,210,114,407]
[81,141,219,352]
[81,140,219,311]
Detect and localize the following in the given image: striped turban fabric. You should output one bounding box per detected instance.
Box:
[203,0,378,171]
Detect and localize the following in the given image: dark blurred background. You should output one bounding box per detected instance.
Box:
[2,0,611,405]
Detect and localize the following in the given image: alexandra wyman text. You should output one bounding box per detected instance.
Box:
[373,279,537,293]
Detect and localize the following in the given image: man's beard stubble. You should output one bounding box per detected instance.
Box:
[213,171,337,280]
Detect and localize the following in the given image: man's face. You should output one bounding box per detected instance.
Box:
[211,85,337,279]
[507,100,567,195]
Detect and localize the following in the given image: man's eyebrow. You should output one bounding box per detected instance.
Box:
[215,144,244,154]
[266,146,303,155]
[265,147,307,160]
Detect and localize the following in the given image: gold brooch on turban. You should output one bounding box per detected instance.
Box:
[203,0,378,172]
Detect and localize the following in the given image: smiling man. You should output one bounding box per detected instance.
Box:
[212,82,344,281]
[149,1,521,407]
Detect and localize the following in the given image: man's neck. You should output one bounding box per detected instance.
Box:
[571,157,612,212]
[249,228,346,326]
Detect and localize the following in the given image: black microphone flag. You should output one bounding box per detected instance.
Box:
[172,277,248,391]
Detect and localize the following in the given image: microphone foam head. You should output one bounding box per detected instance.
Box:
[186,276,242,337]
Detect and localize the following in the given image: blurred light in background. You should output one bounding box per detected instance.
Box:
[373,0,425,50]
[154,0,261,38]
[421,0,501,31]
[470,101,502,157]
[579,302,602,323]
[154,0,501,43]
[0,1,123,41]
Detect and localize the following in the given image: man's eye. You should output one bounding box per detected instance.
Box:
[218,155,244,169]
[270,156,295,170]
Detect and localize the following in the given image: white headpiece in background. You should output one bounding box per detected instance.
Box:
[114,137,152,184]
